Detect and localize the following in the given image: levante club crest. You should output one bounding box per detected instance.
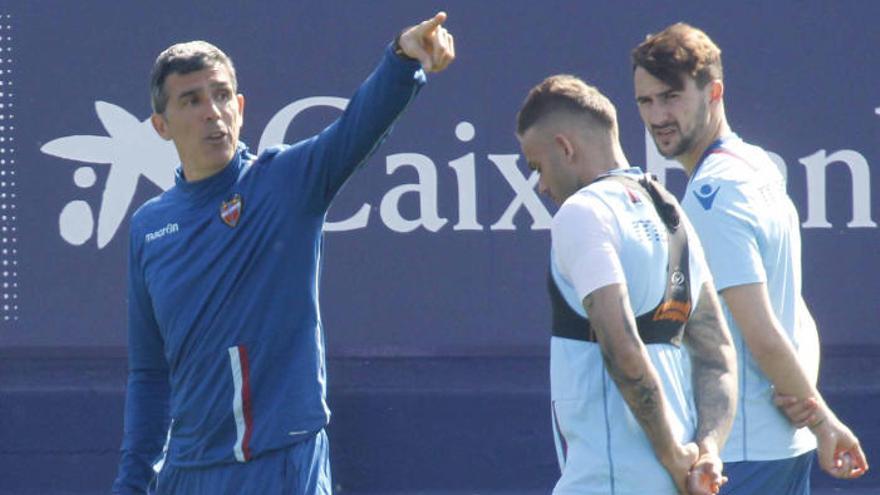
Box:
[220,194,243,227]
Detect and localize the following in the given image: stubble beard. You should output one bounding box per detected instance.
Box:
[654,99,709,160]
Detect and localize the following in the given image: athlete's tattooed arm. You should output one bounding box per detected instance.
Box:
[584,283,697,492]
[682,280,737,458]
[681,280,737,493]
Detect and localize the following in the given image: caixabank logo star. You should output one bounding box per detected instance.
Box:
[41,101,177,248]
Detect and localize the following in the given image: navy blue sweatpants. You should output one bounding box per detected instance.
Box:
[150,429,331,495]
[720,450,814,495]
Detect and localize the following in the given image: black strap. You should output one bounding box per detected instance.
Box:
[549,174,691,347]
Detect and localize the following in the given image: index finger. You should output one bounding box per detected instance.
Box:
[416,11,447,33]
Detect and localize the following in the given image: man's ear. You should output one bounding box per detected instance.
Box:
[237,93,245,119]
[151,113,171,140]
[554,133,575,162]
[709,79,724,103]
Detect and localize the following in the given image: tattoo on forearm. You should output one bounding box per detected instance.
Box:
[595,293,670,447]
[684,283,737,446]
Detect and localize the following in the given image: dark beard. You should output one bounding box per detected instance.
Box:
[654,99,709,159]
[657,129,697,159]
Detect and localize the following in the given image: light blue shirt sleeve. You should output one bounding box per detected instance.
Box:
[683,176,766,291]
[551,192,625,303]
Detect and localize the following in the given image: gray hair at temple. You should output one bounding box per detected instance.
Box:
[149,40,237,114]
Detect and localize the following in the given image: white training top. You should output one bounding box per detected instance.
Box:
[550,167,712,495]
[681,134,818,462]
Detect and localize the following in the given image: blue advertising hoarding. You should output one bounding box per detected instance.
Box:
[1,1,879,493]
[3,0,878,354]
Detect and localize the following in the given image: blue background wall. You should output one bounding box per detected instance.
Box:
[1,1,877,493]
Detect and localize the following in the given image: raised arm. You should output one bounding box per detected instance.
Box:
[682,280,737,494]
[291,12,455,210]
[584,283,699,494]
[722,283,868,479]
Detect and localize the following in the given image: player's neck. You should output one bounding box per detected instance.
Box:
[585,141,630,182]
[679,117,731,176]
[611,141,630,170]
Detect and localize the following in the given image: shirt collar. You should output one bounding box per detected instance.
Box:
[173,142,248,199]
[690,133,740,181]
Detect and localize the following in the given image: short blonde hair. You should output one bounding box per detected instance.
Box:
[516,74,618,136]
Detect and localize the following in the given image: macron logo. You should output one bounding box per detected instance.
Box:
[693,184,721,210]
[145,223,180,243]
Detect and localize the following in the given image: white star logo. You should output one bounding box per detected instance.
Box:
[41,101,178,248]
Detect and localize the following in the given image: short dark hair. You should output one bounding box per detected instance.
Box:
[150,40,237,114]
[516,74,617,136]
[631,22,722,91]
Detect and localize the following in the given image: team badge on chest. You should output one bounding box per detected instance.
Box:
[220,193,243,227]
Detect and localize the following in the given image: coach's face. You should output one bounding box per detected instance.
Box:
[152,63,245,181]
[634,67,710,160]
[518,126,580,206]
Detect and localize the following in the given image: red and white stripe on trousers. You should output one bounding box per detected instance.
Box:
[228,345,254,462]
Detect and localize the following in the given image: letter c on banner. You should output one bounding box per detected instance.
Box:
[258,96,370,231]
[258,96,349,153]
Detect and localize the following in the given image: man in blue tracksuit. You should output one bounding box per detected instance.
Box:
[111,13,455,494]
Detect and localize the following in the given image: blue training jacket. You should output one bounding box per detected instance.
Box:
[113,44,425,494]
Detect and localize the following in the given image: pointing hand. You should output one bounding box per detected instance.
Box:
[397,12,456,73]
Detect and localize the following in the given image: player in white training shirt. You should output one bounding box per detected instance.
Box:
[632,22,868,493]
[517,74,737,494]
